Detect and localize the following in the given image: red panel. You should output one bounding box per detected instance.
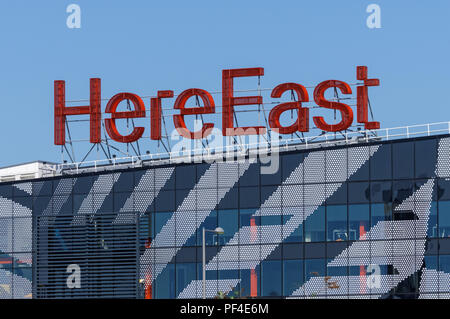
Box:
[222,68,266,136]
[356,66,380,130]
[359,223,367,294]
[250,268,258,298]
[312,80,353,132]
[54,78,101,145]
[173,88,215,139]
[104,93,146,143]
[269,83,310,134]
[357,66,368,81]
[151,90,174,140]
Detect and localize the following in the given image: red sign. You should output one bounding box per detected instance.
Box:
[54,66,380,145]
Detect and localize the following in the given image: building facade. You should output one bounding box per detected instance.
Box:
[1,134,450,298]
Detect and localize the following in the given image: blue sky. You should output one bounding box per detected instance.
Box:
[0,1,449,166]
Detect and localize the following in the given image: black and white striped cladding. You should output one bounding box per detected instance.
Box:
[165,155,307,271]
[1,134,450,299]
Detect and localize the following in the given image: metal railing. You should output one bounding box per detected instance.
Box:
[52,121,450,176]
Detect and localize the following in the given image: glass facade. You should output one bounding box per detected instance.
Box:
[0,135,450,298]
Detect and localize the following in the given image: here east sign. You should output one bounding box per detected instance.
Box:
[54,66,380,145]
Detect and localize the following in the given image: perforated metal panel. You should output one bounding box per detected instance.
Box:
[34,213,139,299]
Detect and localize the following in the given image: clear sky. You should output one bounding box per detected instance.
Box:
[0,1,449,166]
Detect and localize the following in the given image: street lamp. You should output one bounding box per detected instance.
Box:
[202,226,224,299]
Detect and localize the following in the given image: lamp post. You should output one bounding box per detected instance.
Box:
[202,226,224,299]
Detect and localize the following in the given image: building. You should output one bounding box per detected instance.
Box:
[0,124,449,299]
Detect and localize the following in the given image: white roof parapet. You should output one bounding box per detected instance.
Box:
[0,161,58,183]
[1,121,449,182]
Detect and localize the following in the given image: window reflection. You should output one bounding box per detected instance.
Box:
[218,210,238,245]
[261,260,282,297]
[438,202,450,238]
[197,210,218,246]
[154,263,175,299]
[283,259,303,296]
[327,205,348,242]
[371,203,392,228]
[305,259,325,292]
[305,206,325,242]
[349,204,369,240]
[176,263,196,296]
[428,202,438,238]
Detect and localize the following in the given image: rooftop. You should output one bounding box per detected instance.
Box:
[1,121,449,182]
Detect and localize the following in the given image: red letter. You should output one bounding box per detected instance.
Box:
[54,78,101,145]
[269,83,309,134]
[173,89,215,139]
[357,66,380,130]
[151,90,174,140]
[313,80,353,132]
[222,68,266,136]
[104,93,146,143]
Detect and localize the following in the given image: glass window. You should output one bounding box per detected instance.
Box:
[424,255,438,271]
[371,203,392,228]
[218,210,238,245]
[197,210,218,246]
[305,206,325,242]
[154,263,175,299]
[393,180,414,205]
[428,202,438,238]
[240,209,258,227]
[438,201,450,238]
[415,139,437,178]
[327,205,347,242]
[176,263,196,296]
[393,141,414,179]
[439,255,450,275]
[326,183,347,205]
[139,212,154,248]
[240,209,259,244]
[155,212,174,246]
[370,144,392,180]
[349,182,370,204]
[370,181,392,203]
[437,179,450,201]
[327,258,347,277]
[218,269,240,297]
[283,207,303,242]
[197,262,218,284]
[305,259,325,286]
[283,259,303,297]
[240,266,260,298]
[261,260,282,297]
[349,204,369,240]
[261,215,281,227]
